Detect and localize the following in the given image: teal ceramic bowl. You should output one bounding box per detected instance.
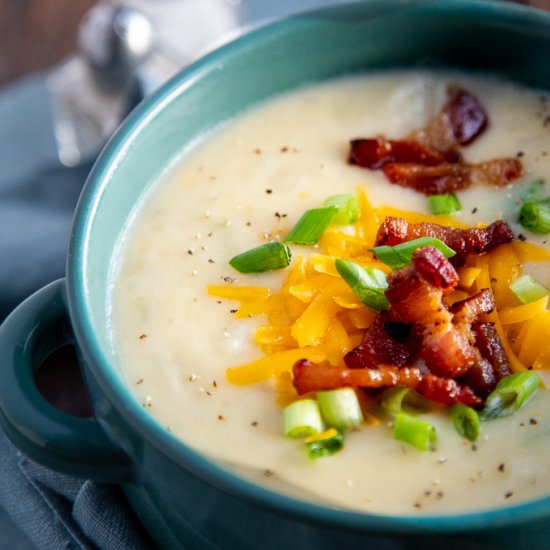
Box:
[1,1,550,548]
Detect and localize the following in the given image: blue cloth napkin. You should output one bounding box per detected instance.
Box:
[0,430,153,549]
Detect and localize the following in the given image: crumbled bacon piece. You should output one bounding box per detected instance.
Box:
[347,86,523,194]
[420,325,477,379]
[472,322,511,381]
[412,245,459,290]
[382,161,468,194]
[344,312,419,369]
[413,87,488,150]
[459,356,497,399]
[385,247,455,325]
[375,216,514,266]
[445,88,489,145]
[469,158,523,187]
[382,157,522,195]
[292,360,482,407]
[451,289,495,325]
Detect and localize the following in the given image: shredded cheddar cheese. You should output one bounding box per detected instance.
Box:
[499,296,549,325]
[207,285,270,301]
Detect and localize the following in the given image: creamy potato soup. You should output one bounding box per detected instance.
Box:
[110,71,550,514]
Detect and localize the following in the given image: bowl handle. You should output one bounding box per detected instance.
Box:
[0,279,132,482]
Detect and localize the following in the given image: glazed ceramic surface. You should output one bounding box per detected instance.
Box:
[1,2,550,549]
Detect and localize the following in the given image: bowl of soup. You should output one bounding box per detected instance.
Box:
[1,1,550,548]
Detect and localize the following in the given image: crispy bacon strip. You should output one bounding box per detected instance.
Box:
[293,359,421,393]
[293,360,482,407]
[348,138,456,169]
[382,157,522,194]
[344,311,419,369]
[412,87,488,151]
[415,374,482,408]
[375,216,514,266]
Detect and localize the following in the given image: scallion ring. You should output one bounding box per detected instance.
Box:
[369,237,456,270]
[451,404,480,442]
[229,242,291,273]
[283,399,325,438]
[427,193,461,215]
[335,258,389,312]
[392,412,436,452]
[323,193,360,225]
[518,199,550,234]
[316,388,364,430]
[284,206,337,245]
[482,371,542,420]
[509,275,549,304]
[305,429,344,459]
[380,386,430,416]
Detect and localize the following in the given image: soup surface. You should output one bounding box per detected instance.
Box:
[110,71,550,514]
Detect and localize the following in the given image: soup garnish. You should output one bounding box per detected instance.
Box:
[213,87,549,459]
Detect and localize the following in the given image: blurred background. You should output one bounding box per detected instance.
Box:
[0,0,547,91]
[0,0,98,88]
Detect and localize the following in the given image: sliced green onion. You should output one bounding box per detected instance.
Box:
[229,242,291,273]
[369,237,456,270]
[323,193,360,225]
[284,206,337,245]
[316,388,364,430]
[427,193,462,215]
[451,404,480,442]
[380,386,430,416]
[283,399,325,438]
[306,430,344,459]
[510,275,549,304]
[335,259,388,312]
[518,199,550,234]
[482,371,542,420]
[392,412,436,451]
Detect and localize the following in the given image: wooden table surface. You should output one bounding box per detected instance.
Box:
[0,0,97,88]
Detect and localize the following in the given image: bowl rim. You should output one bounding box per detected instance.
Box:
[67,0,550,535]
